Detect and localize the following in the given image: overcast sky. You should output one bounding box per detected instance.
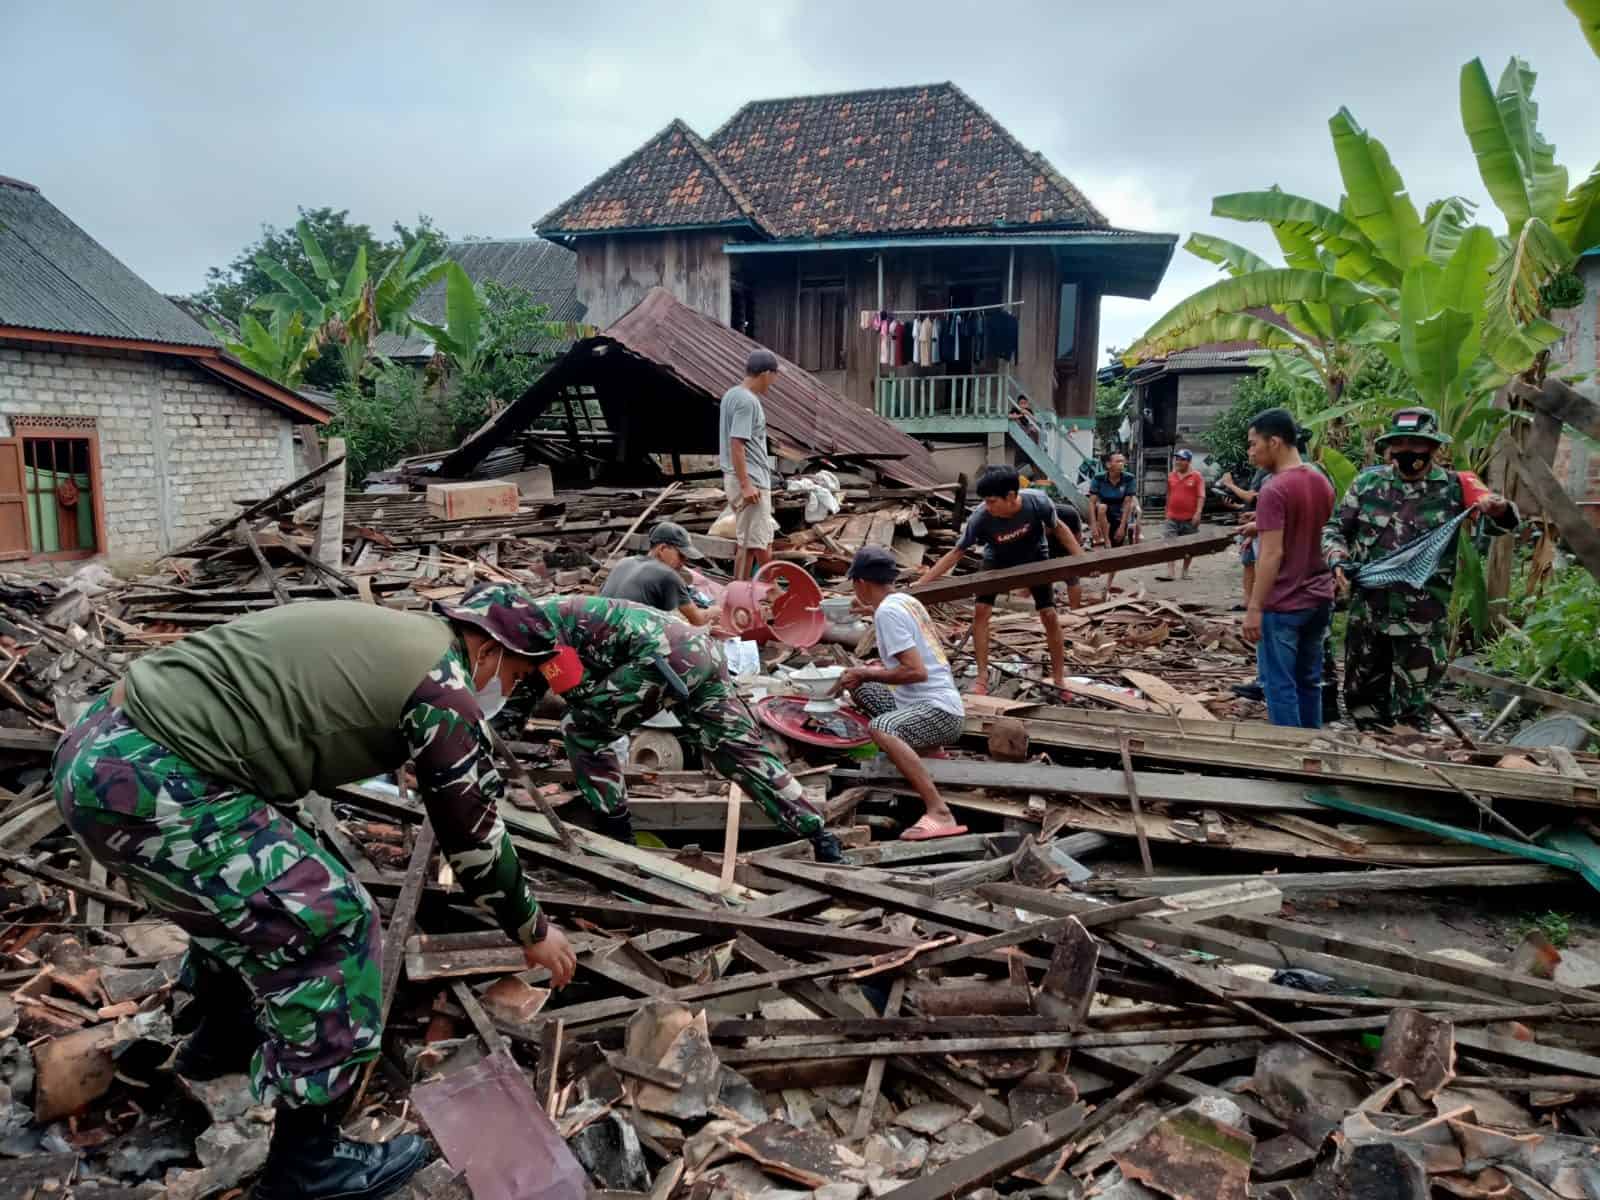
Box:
[5,1,1597,359]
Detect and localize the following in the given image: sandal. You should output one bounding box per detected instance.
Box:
[900,814,970,841]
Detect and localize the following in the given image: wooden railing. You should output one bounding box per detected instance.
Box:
[874,373,1012,422]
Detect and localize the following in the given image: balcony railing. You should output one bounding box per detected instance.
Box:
[874,373,1012,423]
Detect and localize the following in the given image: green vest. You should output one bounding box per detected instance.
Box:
[123,602,453,802]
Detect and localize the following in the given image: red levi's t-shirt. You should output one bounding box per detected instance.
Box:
[1254,464,1336,611]
[1166,469,1205,521]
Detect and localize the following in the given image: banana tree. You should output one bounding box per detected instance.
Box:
[1573,0,1600,56]
[252,218,448,384]
[208,309,317,388]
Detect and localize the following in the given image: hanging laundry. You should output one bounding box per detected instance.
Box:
[971,313,989,362]
[879,317,891,365]
[929,317,941,365]
[917,316,934,366]
[987,309,1020,362]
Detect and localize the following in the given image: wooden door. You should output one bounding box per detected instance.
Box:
[0,438,30,560]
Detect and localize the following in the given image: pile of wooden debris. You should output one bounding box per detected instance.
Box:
[2,453,1600,1197]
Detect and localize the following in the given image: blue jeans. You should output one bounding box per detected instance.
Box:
[1257,603,1332,728]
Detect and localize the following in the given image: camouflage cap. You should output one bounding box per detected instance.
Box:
[1375,407,1452,447]
[433,583,561,659]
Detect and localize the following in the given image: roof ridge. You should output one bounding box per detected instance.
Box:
[534,118,689,232]
[672,121,769,231]
[0,175,40,193]
[941,82,1107,229]
[445,235,561,248]
[706,81,954,143]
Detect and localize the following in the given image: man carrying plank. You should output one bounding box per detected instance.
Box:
[917,465,1084,695]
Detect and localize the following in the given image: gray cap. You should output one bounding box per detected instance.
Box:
[648,521,705,559]
[845,545,899,584]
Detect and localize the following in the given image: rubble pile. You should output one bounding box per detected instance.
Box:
[1,456,1599,1198]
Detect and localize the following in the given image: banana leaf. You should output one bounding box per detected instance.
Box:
[1553,162,1600,257]
[1124,268,1375,363]
[340,246,368,304]
[1184,233,1273,276]
[1421,197,1478,265]
[1482,216,1576,373]
[296,219,337,294]
[1571,0,1600,57]
[1328,108,1427,270]
[1317,445,1359,504]
[1249,349,1326,389]
[1455,533,1490,639]
[1460,58,1568,237]
[253,257,323,316]
[1212,188,1398,287]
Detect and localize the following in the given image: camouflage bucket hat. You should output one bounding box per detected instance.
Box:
[1375,407,1452,447]
[433,583,561,659]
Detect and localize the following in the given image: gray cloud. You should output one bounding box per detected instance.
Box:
[5,0,1597,356]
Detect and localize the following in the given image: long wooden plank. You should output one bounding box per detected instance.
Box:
[1528,376,1600,441]
[1445,662,1600,723]
[755,859,1016,935]
[1101,864,1569,896]
[848,758,1320,813]
[908,531,1236,604]
[315,436,347,567]
[0,851,145,911]
[1457,1029,1600,1080]
[720,1033,1085,1064]
[964,715,1597,807]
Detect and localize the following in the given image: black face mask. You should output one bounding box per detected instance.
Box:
[1391,450,1432,477]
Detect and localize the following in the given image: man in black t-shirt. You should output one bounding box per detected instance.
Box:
[919,466,1083,694]
[1047,502,1086,611]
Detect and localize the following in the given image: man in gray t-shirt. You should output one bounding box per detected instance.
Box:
[720,349,780,581]
[600,522,716,626]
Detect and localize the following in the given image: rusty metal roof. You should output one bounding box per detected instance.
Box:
[441,288,947,488]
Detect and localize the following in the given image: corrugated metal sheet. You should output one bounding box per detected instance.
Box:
[375,237,586,359]
[0,178,215,347]
[442,287,947,487]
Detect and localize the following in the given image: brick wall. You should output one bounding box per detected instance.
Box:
[0,339,296,562]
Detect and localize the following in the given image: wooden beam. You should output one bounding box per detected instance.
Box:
[316,436,347,567]
[1510,440,1600,583]
[1446,661,1600,723]
[851,976,902,1144]
[720,1033,1086,1064]
[755,859,1016,935]
[1101,864,1570,896]
[0,851,145,911]
[1527,376,1600,441]
[908,530,1235,604]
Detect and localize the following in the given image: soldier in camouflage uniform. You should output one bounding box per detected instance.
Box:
[51,601,578,1200]
[1323,407,1515,730]
[434,586,845,863]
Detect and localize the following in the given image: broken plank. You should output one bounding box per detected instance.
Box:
[850,976,903,1143]
[1456,1030,1600,1080]
[909,531,1234,604]
[1445,661,1600,723]
[0,851,145,911]
[709,1016,1068,1040]
[719,1033,1084,1064]
[1121,669,1216,721]
[755,859,1016,935]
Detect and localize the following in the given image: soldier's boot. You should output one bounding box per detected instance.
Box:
[597,807,636,846]
[810,830,847,864]
[173,964,261,1080]
[255,1103,428,1200]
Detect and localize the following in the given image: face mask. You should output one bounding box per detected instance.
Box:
[1392,450,1431,477]
[474,645,506,718]
[475,676,506,719]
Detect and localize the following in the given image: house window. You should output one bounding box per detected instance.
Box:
[797,277,848,372]
[0,418,103,559]
[1056,283,1080,359]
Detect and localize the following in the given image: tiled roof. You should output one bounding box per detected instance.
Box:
[0,176,216,347]
[538,84,1106,242]
[537,120,763,235]
[375,237,585,359]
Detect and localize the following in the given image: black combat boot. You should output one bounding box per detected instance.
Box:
[597,807,636,846]
[173,958,261,1079]
[255,1103,429,1200]
[810,830,847,864]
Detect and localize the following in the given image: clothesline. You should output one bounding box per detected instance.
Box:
[870,299,1027,318]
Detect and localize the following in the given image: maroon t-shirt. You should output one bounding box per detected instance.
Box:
[1255,465,1335,611]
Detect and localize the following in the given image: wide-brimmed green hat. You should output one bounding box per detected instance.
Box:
[1375,407,1452,447]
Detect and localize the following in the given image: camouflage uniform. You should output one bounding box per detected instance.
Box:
[437,588,822,838]
[51,638,543,1110]
[1323,465,1516,728]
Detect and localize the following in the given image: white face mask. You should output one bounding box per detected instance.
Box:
[475,676,506,719]
[474,645,506,718]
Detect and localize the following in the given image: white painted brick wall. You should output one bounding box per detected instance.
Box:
[0,340,297,560]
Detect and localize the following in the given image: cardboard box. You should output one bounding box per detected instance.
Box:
[426,481,520,520]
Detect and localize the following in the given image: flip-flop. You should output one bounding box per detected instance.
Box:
[900,814,970,841]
